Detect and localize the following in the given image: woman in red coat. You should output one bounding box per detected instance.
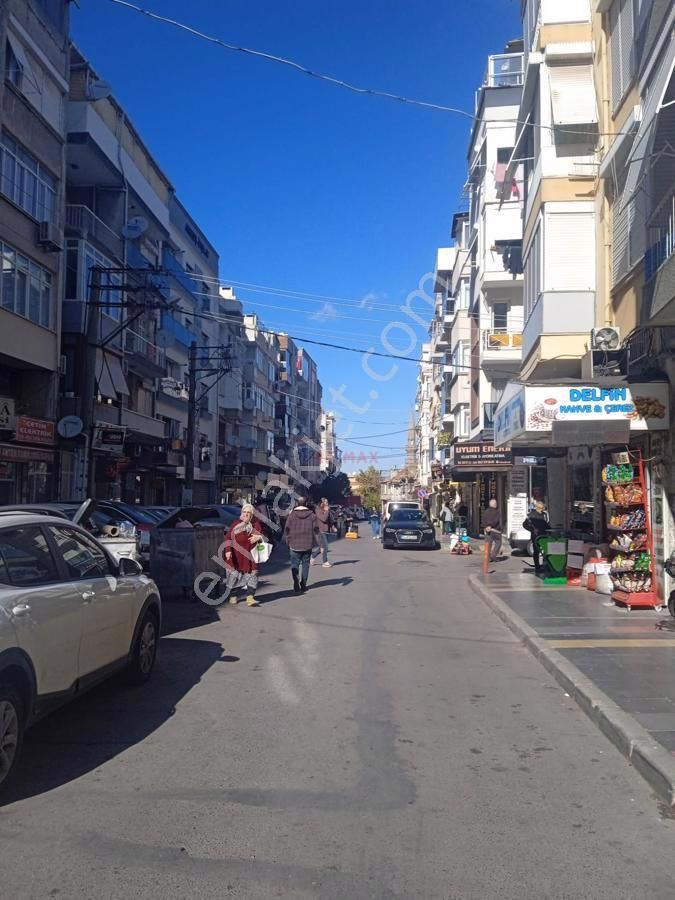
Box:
[224,503,263,606]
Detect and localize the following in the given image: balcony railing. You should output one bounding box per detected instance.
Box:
[482,330,523,350]
[124,329,166,370]
[65,205,123,260]
[483,53,524,89]
[645,194,675,282]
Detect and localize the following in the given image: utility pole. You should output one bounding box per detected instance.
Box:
[184,341,197,506]
[81,266,102,498]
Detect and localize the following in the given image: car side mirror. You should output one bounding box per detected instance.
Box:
[118,557,143,576]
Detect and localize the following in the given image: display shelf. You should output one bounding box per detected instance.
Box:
[604,454,656,612]
[607,525,647,532]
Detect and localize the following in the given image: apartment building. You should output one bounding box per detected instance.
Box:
[320,410,340,475]
[466,42,525,440]
[61,47,224,504]
[0,0,70,504]
[216,286,244,502]
[294,347,323,485]
[239,314,278,496]
[414,343,434,497]
[446,214,472,448]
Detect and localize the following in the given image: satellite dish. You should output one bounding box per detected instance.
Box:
[85,79,112,101]
[122,216,149,240]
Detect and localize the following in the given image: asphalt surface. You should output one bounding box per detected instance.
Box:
[3,536,675,899]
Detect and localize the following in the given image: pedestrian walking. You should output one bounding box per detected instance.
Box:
[440,500,454,535]
[369,507,381,539]
[335,507,344,538]
[311,498,332,567]
[284,496,320,593]
[223,503,264,606]
[482,498,503,563]
[523,500,549,572]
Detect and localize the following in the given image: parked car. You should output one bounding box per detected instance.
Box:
[157,505,240,530]
[142,506,176,523]
[0,502,139,563]
[383,500,421,523]
[0,513,161,796]
[381,509,438,550]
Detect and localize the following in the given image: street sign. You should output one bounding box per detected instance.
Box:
[418,489,427,499]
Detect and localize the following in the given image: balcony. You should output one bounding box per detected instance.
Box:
[124,330,166,378]
[158,312,195,349]
[521,291,595,378]
[482,53,524,89]
[121,408,165,439]
[65,205,124,260]
[481,330,522,370]
[162,248,202,302]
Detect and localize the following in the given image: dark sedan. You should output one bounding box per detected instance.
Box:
[381,510,438,550]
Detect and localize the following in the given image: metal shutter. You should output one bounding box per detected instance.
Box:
[611,197,630,285]
[549,64,598,125]
[544,211,595,291]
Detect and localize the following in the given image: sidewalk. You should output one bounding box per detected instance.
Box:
[470,554,675,805]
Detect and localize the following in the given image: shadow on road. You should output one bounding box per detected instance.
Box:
[2,636,223,806]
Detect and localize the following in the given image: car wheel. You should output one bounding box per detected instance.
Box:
[126,607,159,685]
[668,591,675,620]
[526,540,534,557]
[0,683,24,797]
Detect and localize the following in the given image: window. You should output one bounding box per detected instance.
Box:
[548,64,598,145]
[609,0,637,111]
[0,525,58,586]
[456,280,470,310]
[5,40,23,88]
[0,241,52,328]
[492,302,509,333]
[48,527,112,579]
[0,133,57,223]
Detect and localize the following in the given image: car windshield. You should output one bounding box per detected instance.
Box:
[390,510,427,523]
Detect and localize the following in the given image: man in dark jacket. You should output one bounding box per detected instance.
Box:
[482,498,502,562]
[284,496,320,593]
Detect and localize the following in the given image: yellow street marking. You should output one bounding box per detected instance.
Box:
[549,638,675,649]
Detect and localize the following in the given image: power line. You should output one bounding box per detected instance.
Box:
[104,0,642,144]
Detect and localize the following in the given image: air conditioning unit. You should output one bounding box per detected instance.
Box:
[591,326,621,351]
[37,221,63,252]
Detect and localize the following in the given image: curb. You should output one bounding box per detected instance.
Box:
[469,574,675,806]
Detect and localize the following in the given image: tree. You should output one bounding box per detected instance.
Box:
[309,471,352,504]
[355,466,381,511]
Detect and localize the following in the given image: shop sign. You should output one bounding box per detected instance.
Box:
[0,442,53,463]
[221,476,255,489]
[453,442,513,469]
[495,383,670,445]
[0,398,15,429]
[92,423,126,454]
[15,416,55,445]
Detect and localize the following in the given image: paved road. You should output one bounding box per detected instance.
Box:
[3,536,675,899]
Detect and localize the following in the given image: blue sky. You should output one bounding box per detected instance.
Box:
[73,0,521,470]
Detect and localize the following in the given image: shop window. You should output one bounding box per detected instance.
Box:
[570,465,594,533]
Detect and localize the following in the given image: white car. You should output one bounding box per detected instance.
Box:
[0,514,161,796]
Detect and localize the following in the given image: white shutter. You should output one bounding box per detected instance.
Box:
[609,0,635,110]
[618,0,634,102]
[549,64,598,125]
[544,212,595,291]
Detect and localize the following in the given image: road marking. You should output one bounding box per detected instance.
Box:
[549,638,675,648]
[492,586,585,592]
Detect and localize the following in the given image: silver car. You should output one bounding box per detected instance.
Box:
[0,514,161,797]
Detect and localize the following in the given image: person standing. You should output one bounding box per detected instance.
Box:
[369,507,381,539]
[312,498,332,567]
[284,496,320,593]
[524,500,549,572]
[440,500,454,535]
[223,503,263,606]
[482,498,503,563]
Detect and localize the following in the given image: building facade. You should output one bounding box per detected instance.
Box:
[0,0,70,504]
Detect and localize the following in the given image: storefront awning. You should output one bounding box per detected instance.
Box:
[494,381,670,447]
[96,350,129,399]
